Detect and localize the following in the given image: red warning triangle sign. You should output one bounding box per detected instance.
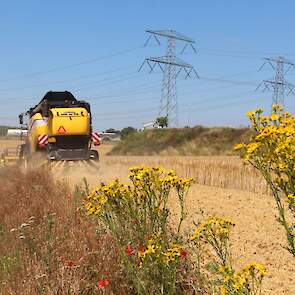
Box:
[58,126,66,134]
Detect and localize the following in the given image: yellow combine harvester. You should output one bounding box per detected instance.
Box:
[18,91,100,166]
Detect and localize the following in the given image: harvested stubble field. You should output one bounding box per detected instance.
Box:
[0,138,23,150]
[0,139,294,294]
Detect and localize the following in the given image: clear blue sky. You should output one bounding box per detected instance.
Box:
[0,0,294,130]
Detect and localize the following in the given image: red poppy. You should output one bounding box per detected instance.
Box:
[86,231,94,239]
[66,260,76,268]
[138,244,145,253]
[98,279,110,288]
[125,244,133,256]
[144,234,151,241]
[59,256,66,263]
[66,194,73,201]
[131,219,139,225]
[180,250,188,258]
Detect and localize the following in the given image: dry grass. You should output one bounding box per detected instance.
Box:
[0,138,23,153]
[0,167,130,295]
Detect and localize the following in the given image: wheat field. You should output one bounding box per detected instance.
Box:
[0,139,268,195]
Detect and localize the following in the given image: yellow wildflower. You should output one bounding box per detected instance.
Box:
[270,113,279,121]
[190,216,235,242]
[234,143,245,151]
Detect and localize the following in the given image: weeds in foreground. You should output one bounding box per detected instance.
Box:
[84,166,266,294]
[190,217,266,295]
[84,167,194,294]
[0,168,127,294]
[235,105,295,256]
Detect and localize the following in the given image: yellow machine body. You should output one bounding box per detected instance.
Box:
[20,91,99,161]
[49,107,90,136]
[28,107,90,152]
[28,113,49,152]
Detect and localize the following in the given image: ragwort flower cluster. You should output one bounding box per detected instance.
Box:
[190,216,266,295]
[218,262,266,295]
[235,105,295,256]
[84,167,266,294]
[84,166,194,294]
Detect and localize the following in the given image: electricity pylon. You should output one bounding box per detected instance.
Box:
[257,56,295,107]
[139,29,198,127]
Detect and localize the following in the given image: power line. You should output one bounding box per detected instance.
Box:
[2,69,259,108]
[87,91,266,123]
[3,80,160,106]
[70,72,146,91]
[80,89,266,117]
[2,71,149,103]
[0,46,142,83]
[2,71,259,107]
[0,47,261,102]
[200,76,257,86]
[198,47,295,60]
[0,90,269,123]
[90,94,159,106]
[0,60,277,126]
[180,90,261,111]
[181,96,267,117]
[0,64,138,93]
[87,84,160,103]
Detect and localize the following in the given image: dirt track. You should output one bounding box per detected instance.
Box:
[1,139,294,294]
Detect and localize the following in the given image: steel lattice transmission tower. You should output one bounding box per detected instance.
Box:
[139,29,198,127]
[257,56,295,107]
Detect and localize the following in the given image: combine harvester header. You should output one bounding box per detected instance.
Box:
[6,129,28,137]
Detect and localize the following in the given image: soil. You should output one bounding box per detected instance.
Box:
[169,185,295,295]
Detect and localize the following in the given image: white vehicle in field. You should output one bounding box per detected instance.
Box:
[142,121,160,130]
[7,129,28,137]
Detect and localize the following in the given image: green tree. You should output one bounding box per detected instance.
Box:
[121,126,137,140]
[156,117,168,128]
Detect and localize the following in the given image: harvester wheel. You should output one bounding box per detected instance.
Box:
[90,150,99,161]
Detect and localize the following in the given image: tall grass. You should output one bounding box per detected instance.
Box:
[0,167,128,295]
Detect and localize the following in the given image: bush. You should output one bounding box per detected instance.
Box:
[109,127,251,156]
[121,126,137,140]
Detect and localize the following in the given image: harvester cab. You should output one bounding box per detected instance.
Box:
[19,91,101,164]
